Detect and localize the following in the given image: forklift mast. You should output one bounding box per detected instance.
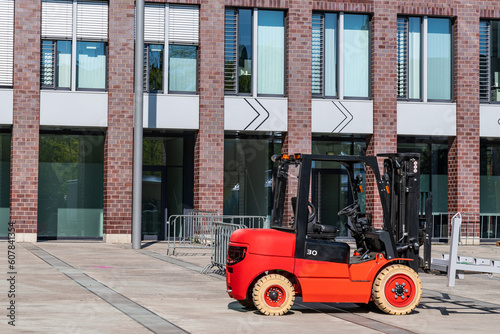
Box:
[379,153,425,272]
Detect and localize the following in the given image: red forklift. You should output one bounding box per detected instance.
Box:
[226,153,428,316]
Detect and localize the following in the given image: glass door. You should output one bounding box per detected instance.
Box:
[142,166,167,240]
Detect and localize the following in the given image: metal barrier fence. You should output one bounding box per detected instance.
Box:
[166,214,219,255]
[431,213,500,244]
[201,222,246,274]
[166,214,267,256]
[220,215,268,229]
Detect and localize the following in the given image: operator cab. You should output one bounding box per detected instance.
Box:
[270,153,398,264]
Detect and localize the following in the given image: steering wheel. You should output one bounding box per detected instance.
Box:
[337,202,360,216]
[308,202,316,223]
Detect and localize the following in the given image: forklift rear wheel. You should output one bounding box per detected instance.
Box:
[372,264,422,315]
[253,274,295,316]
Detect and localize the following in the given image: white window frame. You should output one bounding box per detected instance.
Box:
[41,0,108,92]
[311,12,371,100]
[397,16,453,103]
[224,8,286,97]
[141,3,199,94]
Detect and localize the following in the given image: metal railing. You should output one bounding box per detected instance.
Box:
[166,214,267,256]
[220,215,268,229]
[201,222,246,275]
[430,212,500,244]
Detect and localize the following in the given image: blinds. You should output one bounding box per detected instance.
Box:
[0,0,14,86]
[145,3,165,42]
[397,17,408,99]
[224,9,237,94]
[42,0,73,39]
[479,21,490,102]
[311,13,324,95]
[169,5,199,44]
[77,0,108,40]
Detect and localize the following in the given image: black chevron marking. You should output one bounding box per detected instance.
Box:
[243,98,261,130]
[337,101,354,132]
[253,99,270,130]
[331,101,354,133]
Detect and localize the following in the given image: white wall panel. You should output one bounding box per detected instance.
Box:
[0,89,13,124]
[224,97,287,132]
[144,94,199,129]
[397,102,456,136]
[40,91,107,127]
[480,105,500,137]
[312,100,373,134]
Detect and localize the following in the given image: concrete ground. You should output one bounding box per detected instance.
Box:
[1,240,499,333]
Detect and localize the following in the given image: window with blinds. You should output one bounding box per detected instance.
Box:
[311,13,324,96]
[479,19,500,103]
[77,0,108,41]
[397,16,421,101]
[479,21,490,102]
[140,3,199,94]
[224,8,284,96]
[40,0,108,91]
[224,9,238,94]
[311,12,337,98]
[41,0,73,39]
[397,17,408,99]
[0,0,14,87]
[145,3,165,43]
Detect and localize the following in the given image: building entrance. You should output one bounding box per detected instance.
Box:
[142,166,167,240]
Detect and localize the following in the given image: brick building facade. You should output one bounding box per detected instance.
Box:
[0,0,499,243]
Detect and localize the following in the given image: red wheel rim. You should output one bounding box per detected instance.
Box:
[264,285,286,307]
[384,273,416,307]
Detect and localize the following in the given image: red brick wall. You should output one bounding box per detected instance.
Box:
[194,0,225,213]
[284,0,313,155]
[103,0,135,236]
[10,0,41,234]
[448,6,480,236]
[365,1,398,228]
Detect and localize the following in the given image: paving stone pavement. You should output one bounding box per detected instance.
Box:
[1,240,499,333]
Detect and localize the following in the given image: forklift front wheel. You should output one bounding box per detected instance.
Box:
[253,274,295,316]
[372,264,422,315]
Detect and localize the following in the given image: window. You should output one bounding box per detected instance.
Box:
[41,0,108,91]
[41,40,72,89]
[480,20,500,102]
[142,3,199,94]
[0,132,10,238]
[312,13,337,97]
[311,12,370,99]
[427,18,452,101]
[144,44,164,92]
[224,135,282,216]
[169,45,197,93]
[480,139,500,238]
[0,0,14,87]
[397,16,452,101]
[397,17,421,100]
[225,8,285,96]
[76,41,107,90]
[38,132,105,239]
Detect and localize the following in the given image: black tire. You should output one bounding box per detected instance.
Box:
[252,274,295,316]
[372,264,422,315]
